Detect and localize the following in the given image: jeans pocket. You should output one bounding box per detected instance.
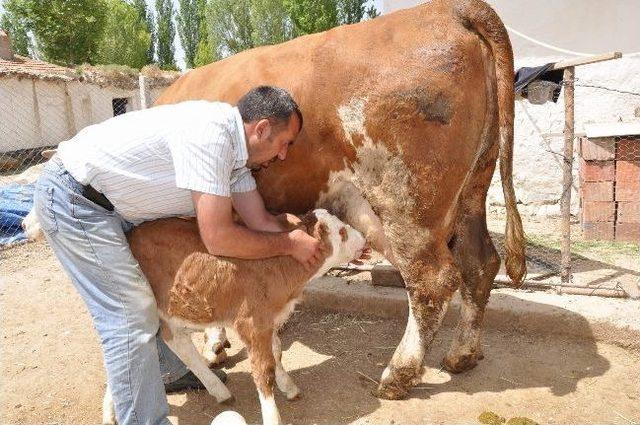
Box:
[35,186,58,235]
[71,193,115,219]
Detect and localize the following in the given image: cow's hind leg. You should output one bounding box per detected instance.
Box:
[374,242,463,399]
[444,175,501,373]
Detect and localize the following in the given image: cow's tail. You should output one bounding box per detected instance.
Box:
[454,0,526,286]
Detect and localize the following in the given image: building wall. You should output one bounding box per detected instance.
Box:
[0,77,170,153]
[382,0,640,215]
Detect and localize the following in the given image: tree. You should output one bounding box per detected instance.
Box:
[155,0,177,70]
[133,0,155,64]
[0,7,32,57]
[206,0,254,59]
[177,0,199,68]
[96,0,151,69]
[250,0,292,46]
[193,0,214,67]
[283,0,338,36]
[6,0,108,65]
[338,0,378,25]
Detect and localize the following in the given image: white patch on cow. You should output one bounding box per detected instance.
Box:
[389,296,425,366]
[258,391,282,425]
[337,97,371,147]
[102,383,116,425]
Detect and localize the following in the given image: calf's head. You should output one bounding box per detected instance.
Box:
[301,209,366,277]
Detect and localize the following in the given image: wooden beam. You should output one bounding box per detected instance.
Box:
[552,52,622,70]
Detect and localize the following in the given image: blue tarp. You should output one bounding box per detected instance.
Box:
[0,183,35,246]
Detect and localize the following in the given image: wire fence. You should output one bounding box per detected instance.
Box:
[0,75,171,247]
[487,134,639,298]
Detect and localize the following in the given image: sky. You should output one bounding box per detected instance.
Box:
[1,0,384,70]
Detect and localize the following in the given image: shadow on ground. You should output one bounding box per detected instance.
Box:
[165,294,611,425]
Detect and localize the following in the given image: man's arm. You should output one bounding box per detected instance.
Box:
[192,191,320,267]
[231,189,298,232]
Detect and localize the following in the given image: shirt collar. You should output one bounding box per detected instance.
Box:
[232,107,249,167]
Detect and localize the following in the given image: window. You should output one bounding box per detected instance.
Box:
[112,98,129,116]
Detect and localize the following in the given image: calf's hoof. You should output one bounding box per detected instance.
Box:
[286,388,301,401]
[442,352,483,374]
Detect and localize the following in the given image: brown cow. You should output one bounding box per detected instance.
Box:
[160,0,526,399]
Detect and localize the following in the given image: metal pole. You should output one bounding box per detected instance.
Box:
[560,66,575,284]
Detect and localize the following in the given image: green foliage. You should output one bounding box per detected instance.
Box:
[338,0,378,24]
[283,0,338,35]
[0,7,32,56]
[250,0,292,46]
[6,0,108,66]
[177,0,199,68]
[155,0,177,70]
[206,0,254,59]
[193,0,214,67]
[132,0,155,64]
[96,0,151,69]
[204,0,378,60]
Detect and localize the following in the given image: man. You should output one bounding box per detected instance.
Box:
[33,86,321,424]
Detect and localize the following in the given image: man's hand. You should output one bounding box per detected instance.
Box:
[288,229,323,271]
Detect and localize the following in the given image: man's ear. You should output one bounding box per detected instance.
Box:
[255,119,271,140]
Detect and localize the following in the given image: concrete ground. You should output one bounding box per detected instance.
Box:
[1,240,639,425]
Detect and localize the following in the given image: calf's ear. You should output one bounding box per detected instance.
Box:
[300,211,318,234]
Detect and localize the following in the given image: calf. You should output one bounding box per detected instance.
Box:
[102,209,365,425]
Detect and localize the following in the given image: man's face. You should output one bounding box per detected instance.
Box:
[246,114,301,170]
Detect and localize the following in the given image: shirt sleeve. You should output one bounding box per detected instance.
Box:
[168,122,235,197]
[231,167,257,193]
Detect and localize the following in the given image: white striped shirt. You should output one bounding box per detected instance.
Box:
[57,101,256,224]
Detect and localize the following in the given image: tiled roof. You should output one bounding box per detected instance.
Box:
[0,54,76,80]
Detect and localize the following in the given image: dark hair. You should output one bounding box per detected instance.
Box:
[237,86,303,131]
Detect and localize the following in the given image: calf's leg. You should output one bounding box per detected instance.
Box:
[272,333,300,400]
[162,322,233,403]
[238,326,281,425]
[202,326,230,366]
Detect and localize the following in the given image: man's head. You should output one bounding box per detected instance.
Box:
[238,86,303,170]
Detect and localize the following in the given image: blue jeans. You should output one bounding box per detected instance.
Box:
[34,158,188,425]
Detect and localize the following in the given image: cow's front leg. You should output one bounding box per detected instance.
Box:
[374,242,462,399]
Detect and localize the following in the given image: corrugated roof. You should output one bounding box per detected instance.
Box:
[0,54,76,80]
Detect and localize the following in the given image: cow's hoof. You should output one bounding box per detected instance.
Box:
[442,353,482,374]
[371,382,409,400]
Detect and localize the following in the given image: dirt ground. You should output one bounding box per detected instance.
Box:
[2,241,639,425]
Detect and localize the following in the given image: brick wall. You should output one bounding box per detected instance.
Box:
[580,136,640,242]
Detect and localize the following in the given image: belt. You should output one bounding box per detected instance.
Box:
[81,184,114,212]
